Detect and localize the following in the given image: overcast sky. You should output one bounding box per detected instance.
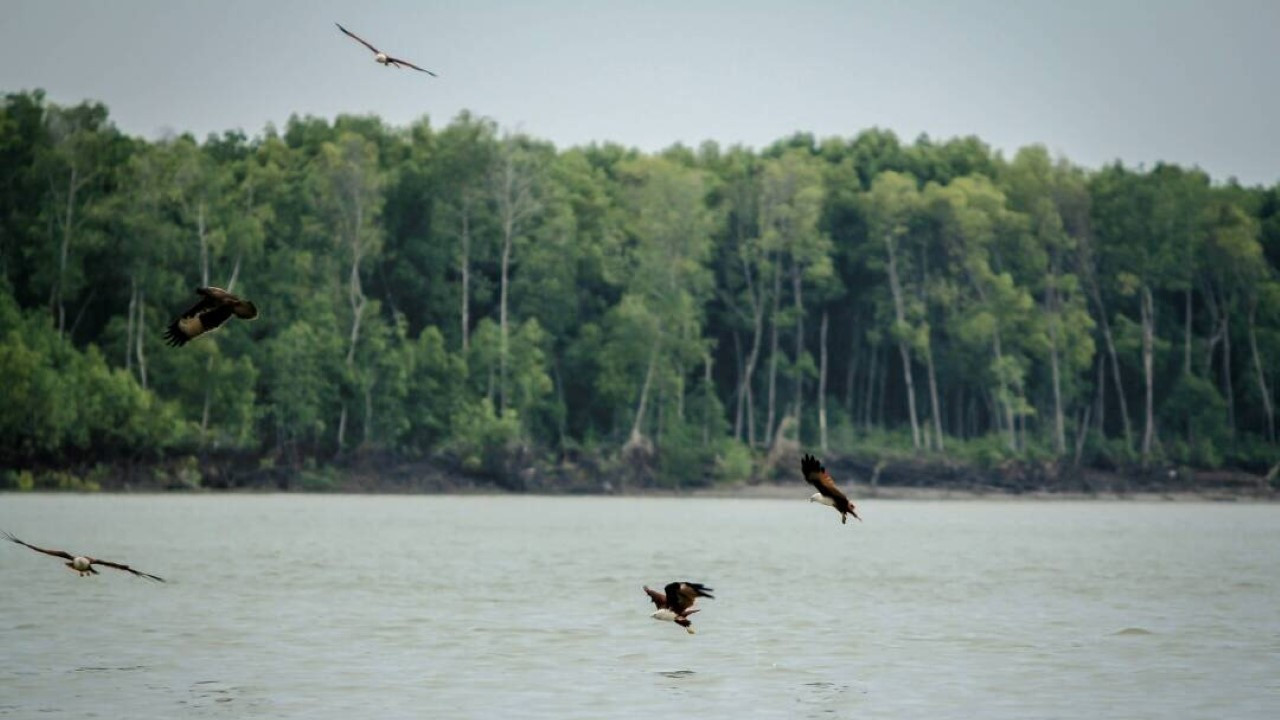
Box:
[3,0,1277,185]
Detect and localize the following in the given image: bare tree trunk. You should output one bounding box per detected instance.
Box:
[459,208,471,352]
[336,405,348,451]
[225,254,242,294]
[703,355,713,446]
[630,344,660,444]
[125,275,137,373]
[883,233,921,449]
[1183,286,1193,376]
[764,260,783,447]
[1140,285,1157,465]
[863,341,878,430]
[818,311,829,453]
[363,376,375,446]
[736,252,766,447]
[135,289,148,390]
[499,215,512,413]
[791,262,805,440]
[923,335,945,452]
[1222,311,1236,437]
[198,201,209,288]
[732,330,745,441]
[52,166,79,336]
[1247,298,1276,442]
[1080,237,1134,450]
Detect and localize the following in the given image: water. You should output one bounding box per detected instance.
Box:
[1,494,1277,719]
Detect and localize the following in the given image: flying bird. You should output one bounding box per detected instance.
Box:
[802,454,862,524]
[163,286,258,347]
[4,531,165,582]
[336,23,438,76]
[644,581,714,634]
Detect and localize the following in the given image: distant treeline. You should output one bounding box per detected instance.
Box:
[1,89,1277,491]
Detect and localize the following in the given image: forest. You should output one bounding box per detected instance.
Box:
[1,89,1277,492]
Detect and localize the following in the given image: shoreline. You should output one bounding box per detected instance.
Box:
[2,483,1275,502]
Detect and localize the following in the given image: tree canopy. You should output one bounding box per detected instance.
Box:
[2,89,1276,490]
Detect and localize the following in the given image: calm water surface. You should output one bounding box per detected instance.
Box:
[0,495,1277,719]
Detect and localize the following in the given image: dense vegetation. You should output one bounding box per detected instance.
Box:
[1,89,1277,491]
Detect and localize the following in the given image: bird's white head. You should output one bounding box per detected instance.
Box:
[375,52,389,64]
[651,609,678,623]
[809,492,835,507]
[71,556,91,571]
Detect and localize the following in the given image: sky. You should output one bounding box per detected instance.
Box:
[3,0,1278,186]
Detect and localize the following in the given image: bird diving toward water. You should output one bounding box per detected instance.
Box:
[163,286,258,347]
[644,582,714,634]
[801,454,862,524]
[335,22,438,76]
[4,531,165,582]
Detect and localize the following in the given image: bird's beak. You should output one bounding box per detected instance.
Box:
[852,509,862,522]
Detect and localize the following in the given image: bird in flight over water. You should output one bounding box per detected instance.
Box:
[644,581,714,634]
[4,531,165,582]
[335,22,438,76]
[163,286,258,347]
[801,454,862,524]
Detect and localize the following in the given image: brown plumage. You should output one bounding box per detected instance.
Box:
[335,22,438,76]
[801,453,861,524]
[4,531,165,582]
[644,581,714,633]
[164,286,258,347]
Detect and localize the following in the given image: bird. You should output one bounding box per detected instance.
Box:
[644,581,714,634]
[3,531,165,582]
[801,454,862,524]
[335,22,437,76]
[163,286,258,347]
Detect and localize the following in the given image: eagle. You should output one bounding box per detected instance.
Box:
[163,286,258,347]
[4,531,165,582]
[801,454,861,524]
[644,581,714,634]
[336,22,438,76]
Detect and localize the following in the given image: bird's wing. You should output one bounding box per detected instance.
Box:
[335,23,381,54]
[386,57,437,76]
[644,585,668,609]
[178,292,221,320]
[230,300,258,320]
[666,582,713,614]
[3,531,75,561]
[197,304,236,333]
[801,454,848,502]
[88,558,165,583]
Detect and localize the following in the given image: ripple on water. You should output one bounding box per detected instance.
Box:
[1112,627,1156,636]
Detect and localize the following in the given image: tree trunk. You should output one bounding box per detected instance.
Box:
[630,344,660,443]
[336,404,348,451]
[1183,286,1193,376]
[135,289,147,390]
[1247,297,1276,442]
[1140,285,1157,465]
[1082,247,1134,450]
[732,329,745,441]
[883,233,921,449]
[364,376,375,446]
[736,252,765,447]
[198,201,209,288]
[499,215,512,413]
[125,274,137,373]
[923,333,945,452]
[459,208,471,352]
[1222,311,1236,437]
[53,165,78,336]
[764,258,783,447]
[791,262,805,441]
[225,254,242,294]
[818,311,829,452]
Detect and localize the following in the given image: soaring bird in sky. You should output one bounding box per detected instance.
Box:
[4,531,165,582]
[163,286,258,347]
[336,23,438,76]
[644,581,714,634]
[801,454,861,524]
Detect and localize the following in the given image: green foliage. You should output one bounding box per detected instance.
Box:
[0,88,1276,489]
